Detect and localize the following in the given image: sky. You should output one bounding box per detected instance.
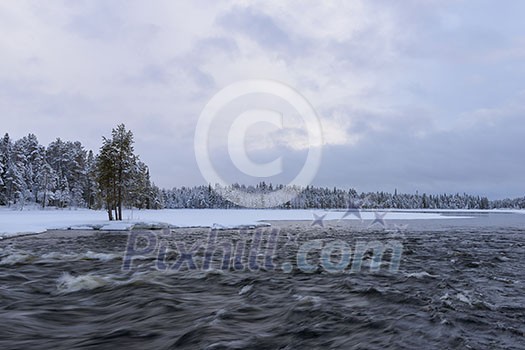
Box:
[1,0,524,199]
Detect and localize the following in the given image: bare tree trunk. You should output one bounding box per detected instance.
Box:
[117,165,123,221]
[112,177,118,220]
[118,186,122,221]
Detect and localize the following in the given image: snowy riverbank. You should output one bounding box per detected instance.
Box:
[3,207,516,238]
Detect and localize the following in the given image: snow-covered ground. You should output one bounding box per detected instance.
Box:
[0,207,499,238]
[0,207,520,238]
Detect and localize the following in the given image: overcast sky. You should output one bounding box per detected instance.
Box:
[1,1,524,199]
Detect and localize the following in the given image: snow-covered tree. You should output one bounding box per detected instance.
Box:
[37,160,57,208]
[84,150,99,209]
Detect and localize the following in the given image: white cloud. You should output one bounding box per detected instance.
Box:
[1,1,525,196]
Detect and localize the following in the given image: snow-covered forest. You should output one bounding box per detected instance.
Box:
[160,183,524,210]
[0,126,161,217]
[1,130,524,211]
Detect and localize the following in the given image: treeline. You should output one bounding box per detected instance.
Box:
[159,183,525,210]
[0,125,161,220]
[1,129,524,213]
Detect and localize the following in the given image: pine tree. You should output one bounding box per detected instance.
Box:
[12,134,45,205]
[129,161,150,209]
[84,150,99,209]
[97,124,137,220]
[37,160,57,208]
[46,138,68,207]
[97,137,117,220]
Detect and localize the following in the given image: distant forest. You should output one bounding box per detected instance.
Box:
[1,128,524,213]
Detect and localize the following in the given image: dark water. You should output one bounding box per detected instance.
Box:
[1,213,524,349]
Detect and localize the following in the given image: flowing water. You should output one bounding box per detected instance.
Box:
[0,213,524,349]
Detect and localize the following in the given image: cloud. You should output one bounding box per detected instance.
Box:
[217,6,293,52]
[0,1,524,197]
